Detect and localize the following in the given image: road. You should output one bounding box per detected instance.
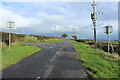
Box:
[2,40,88,78]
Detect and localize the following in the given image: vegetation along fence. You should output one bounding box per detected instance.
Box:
[75,39,120,55]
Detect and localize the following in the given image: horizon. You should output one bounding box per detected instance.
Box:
[1,31,119,41]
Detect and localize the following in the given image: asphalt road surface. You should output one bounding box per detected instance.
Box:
[2,40,88,78]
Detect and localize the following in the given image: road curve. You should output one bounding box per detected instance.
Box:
[2,40,88,78]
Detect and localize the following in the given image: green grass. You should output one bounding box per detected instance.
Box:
[42,39,65,43]
[24,39,42,43]
[0,47,2,70]
[1,44,41,70]
[99,41,119,45]
[70,40,119,78]
[109,41,119,45]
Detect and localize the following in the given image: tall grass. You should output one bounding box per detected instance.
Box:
[71,40,119,78]
[22,35,64,43]
[22,35,41,43]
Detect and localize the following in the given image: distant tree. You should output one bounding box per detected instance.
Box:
[61,34,68,38]
[72,35,78,40]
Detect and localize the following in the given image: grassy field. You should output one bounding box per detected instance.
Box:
[70,40,119,78]
[41,39,65,43]
[1,43,41,70]
[99,41,119,45]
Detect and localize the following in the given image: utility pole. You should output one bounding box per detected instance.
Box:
[53,25,57,38]
[91,0,97,48]
[72,28,76,35]
[7,21,14,48]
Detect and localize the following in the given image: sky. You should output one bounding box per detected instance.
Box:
[1,1,119,40]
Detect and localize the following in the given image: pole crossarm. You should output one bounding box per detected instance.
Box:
[7,27,14,28]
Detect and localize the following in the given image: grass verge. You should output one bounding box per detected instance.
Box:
[70,40,119,78]
[1,44,41,70]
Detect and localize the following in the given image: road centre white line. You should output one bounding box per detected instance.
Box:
[50,52,59,63]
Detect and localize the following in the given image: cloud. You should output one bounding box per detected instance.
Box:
[1,7,41,29]
[2,0,119,2]
[1,2,119,40]
[38,13,67,25]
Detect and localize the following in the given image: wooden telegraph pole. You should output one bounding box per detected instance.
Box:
[91,0,97,48]
[54,26,56,38]
[7,21,14,48]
